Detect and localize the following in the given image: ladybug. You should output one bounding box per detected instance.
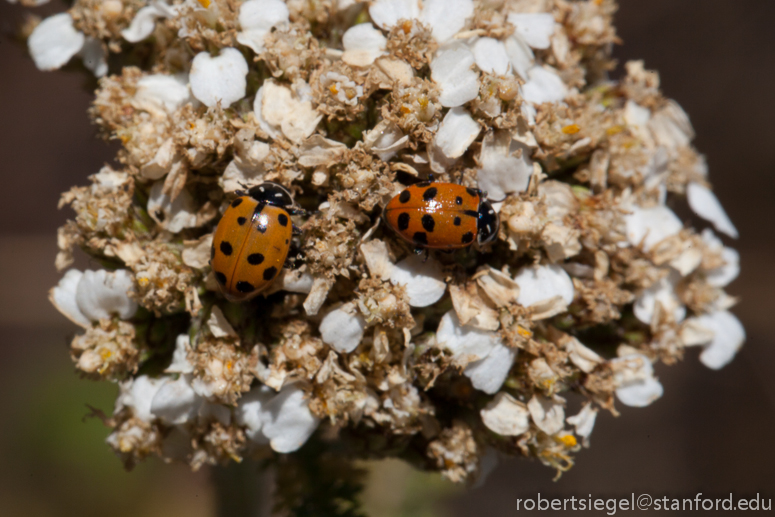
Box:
[210,182,304,302]
[383,180,499,252]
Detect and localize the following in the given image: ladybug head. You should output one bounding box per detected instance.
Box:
[248,182,294,208]
[477,200,499,245]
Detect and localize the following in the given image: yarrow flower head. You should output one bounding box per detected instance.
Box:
[17,0,744,490]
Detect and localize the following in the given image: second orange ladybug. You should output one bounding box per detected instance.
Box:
[210,182,304,302]
[383,180,499,252]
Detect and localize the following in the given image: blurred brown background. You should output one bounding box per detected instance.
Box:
[0,1,773,515]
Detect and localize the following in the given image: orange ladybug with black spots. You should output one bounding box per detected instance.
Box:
[210,182,303,302]
[383,180,499,251]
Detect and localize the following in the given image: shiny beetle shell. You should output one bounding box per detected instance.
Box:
[210,183,295,302]
[383,181,499,249]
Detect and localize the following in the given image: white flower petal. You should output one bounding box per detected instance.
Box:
[633,270,686,324]
[708,248,740,288]
[147,180,198,233]
[136,74,190,113]
[612,354,663,408]
[430,107,481,170]
[624,100,651,127]
[75,269,138,321]
[687,182,739,239]
[420,0,474,43]
[189,48,248,108]
[255,80,322,143]
[150,375,203,425]
[260,385,320,453]
[166,334,195,374]
[50,269,90,328]
[436,310,500,361]
[117,375,165,422]
[207,306,237,338]
[389,254,447,307]
[503,35,534,80]
[615,377,664,408]
[319,302,367,353]
[342,23,387,67]
[121,4,169,43]
[472,37,510,75]
[430,42,480,108]
[527,394,565,435]
[477,130,532,200]
[521,66,567,105]
[368,0,420,30]
[28,13,85,71]
[566,404,597,440]
[507,13,555,49]
[236,0,289,53]
[691,311,745,370]
[513,264,574,308]
[464,343,515,394]
[624,204,683,251]
[480,392,530,436]
[79,38,107,77]
[235,385,275,442]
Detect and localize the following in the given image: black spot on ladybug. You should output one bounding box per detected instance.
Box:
[416,180,431,188]
[237,217,247,225]
[464,209,478,218]
[278,213,289,226]
[220,241,233,256]
[461,232,474,244]
[399,190,411,203]
[397,212,410,231]
[413,232,428,245]
[421,214,435,232]
[423,187,438,201]
[285,239,289,244]
[236,281,255,293]
[455,196,463,205]
[215,272,227,285]
[454,216,462,226]
[263,266,278,280]
[466,187,478,197]
[247,253,265,265]
[232,198,243,208]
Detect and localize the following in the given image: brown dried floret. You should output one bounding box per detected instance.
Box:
[261,24,324,81]
[188,420,247,470]
[70,0,142,52]
[427,421,480,484]
[189,338,258,405]
[385,20,437,70]
[131,240,197,315]
[106,416,163,470]
[71,319,140,380]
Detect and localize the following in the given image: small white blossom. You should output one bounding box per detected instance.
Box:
[369,0,473,43]
[121,2,175,43]
[566,404,598,445]
[237,384,320,453]
[390,255,447,307]
[319,302,367,353]
[624,204,683,251]
[189,48,249,108]
[521,66,567,105]
[151,375,202,425]
[686,311,745,370]
[429,107,481,172]
[464,343,517,395]
[687,182,739,239]
[28,13,106,76]
[50,269,138,327]
[254,80,322,143]
[527,394,565,435]
[611,352,664,408]
[342,23,387,67]
[471,37,510,75]
[633,269,686,324]
[135,74,191,114]
[236,0,289,53]
[116,375,165,422]
[503,35,534,80]
[513,264,574,313]
[480,392,530,436]
[165,334,195,374]
[477,130,533,201]
[701,229,740,287]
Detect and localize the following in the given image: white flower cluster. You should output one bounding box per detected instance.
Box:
[21,0,744,481]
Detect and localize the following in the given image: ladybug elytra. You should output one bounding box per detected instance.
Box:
[210,182,303,302]
[383,180,499,251]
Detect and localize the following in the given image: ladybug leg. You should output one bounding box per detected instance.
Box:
[286,207,309,217]
[292,223,303,235]
[284,243,304,270]
[413,246,425,256]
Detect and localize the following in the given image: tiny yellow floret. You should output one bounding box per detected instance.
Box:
[562,124,580,134]
[197,0,211,8]
[558,434,577,447]
[329,85,339,95]
[517,325,533,338]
